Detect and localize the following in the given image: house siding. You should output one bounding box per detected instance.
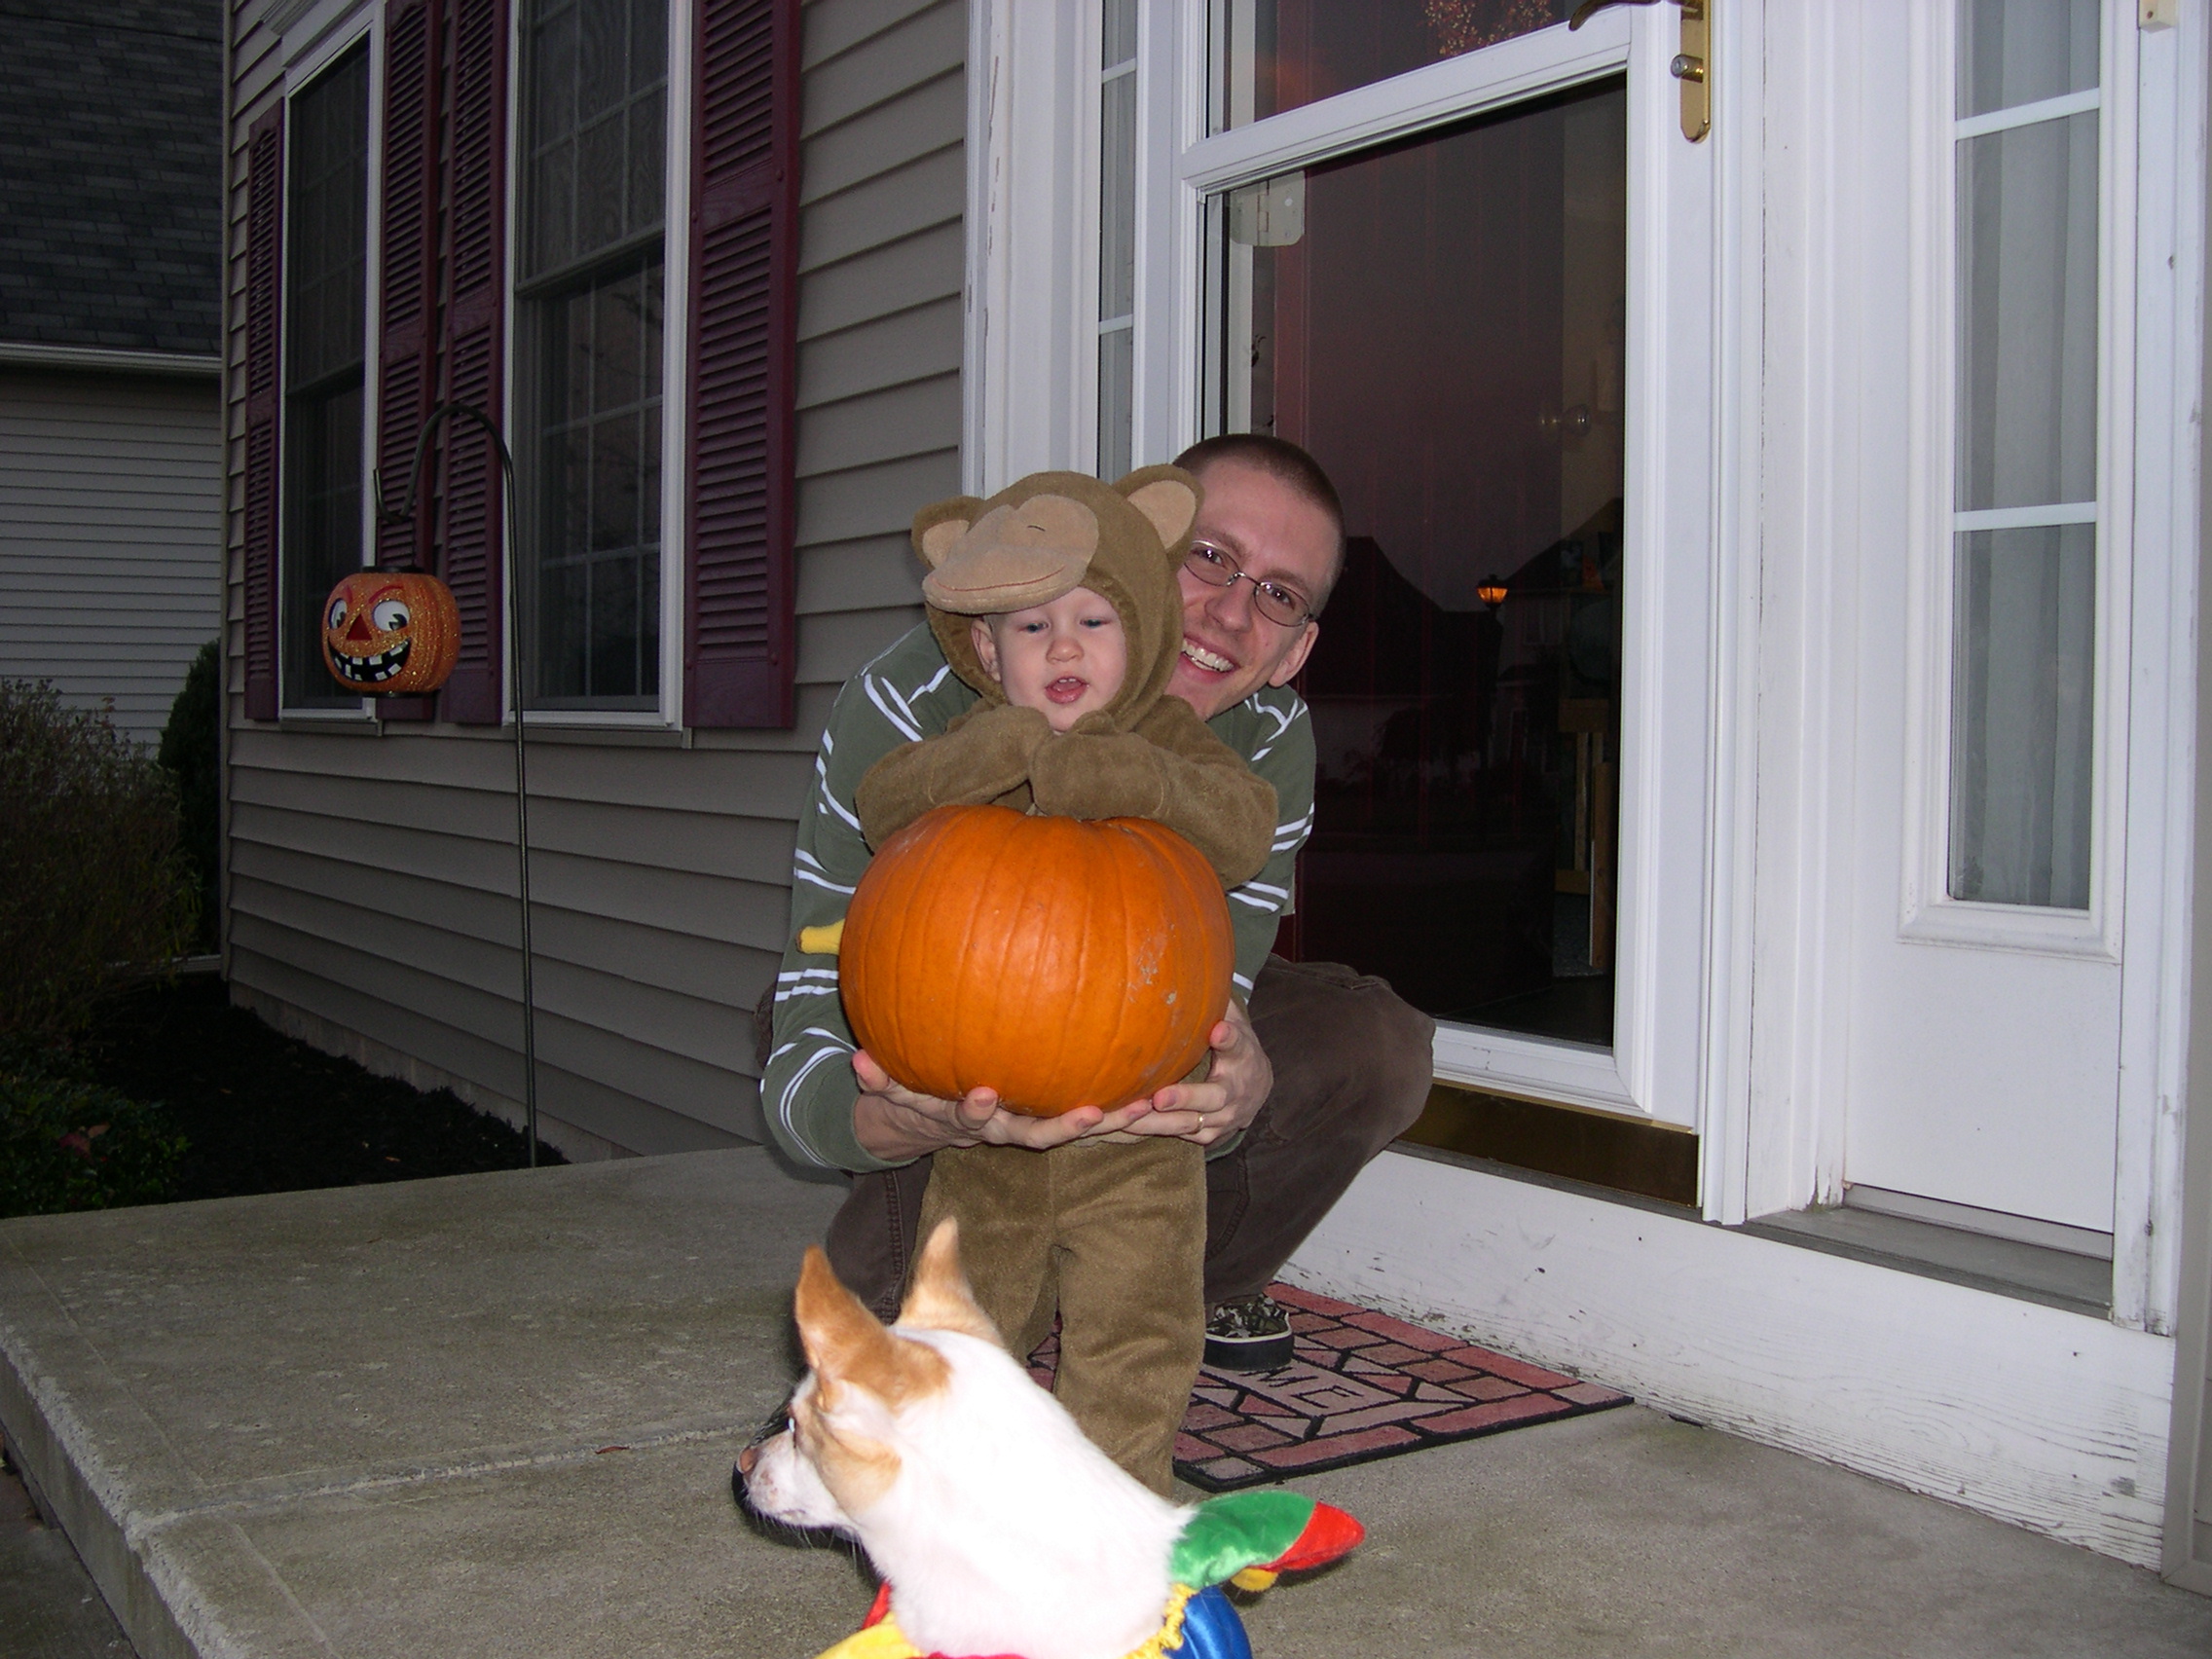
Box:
[0,367,222,746]
[222,0,959,1155]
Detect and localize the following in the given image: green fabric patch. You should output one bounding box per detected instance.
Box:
[1168,1490,1315,1587]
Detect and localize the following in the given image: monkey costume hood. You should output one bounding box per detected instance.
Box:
[853,466,1276,887]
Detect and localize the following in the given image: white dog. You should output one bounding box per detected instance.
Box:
[741,1221,1361,1659]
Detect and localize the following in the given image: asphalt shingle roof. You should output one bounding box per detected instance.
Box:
[0,1,222,356]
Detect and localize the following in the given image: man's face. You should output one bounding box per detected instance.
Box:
[1165,459,1336,720]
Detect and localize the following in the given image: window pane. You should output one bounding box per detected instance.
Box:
[524,0,668,282]
[523,0,667,709]
[1097,326,1133,480]
[281,44,370,710]
[1949,525,2094,908]
[1097,0,1137,477]
[1958,0,2097,119]
[1209,78,1627,1046]
[1210,0,1577,132]
[1956,110,2098,512]
[531,257,664,706]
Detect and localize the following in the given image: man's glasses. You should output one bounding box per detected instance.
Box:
[1182,542,1315,627]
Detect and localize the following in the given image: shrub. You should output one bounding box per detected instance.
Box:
[0,681,199,1043]
[158,641,221,951]
[0,1063,186,1218]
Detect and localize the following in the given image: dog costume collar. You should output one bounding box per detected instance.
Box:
[810,1493,1362,1659]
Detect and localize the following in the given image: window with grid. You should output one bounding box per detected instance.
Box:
[1947,0,2100,909]
[281,43,371,709]
[519,0,669,708]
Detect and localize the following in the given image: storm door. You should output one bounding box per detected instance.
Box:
[1161,1,1720,1126]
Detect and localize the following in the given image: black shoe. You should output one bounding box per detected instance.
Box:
[1203,1294,1296,1372]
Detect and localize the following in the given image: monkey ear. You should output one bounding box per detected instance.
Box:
[913,498,985,568]
[1115,466,1201,551]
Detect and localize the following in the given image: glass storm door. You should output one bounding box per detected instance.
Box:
[1158,1,1721,1128]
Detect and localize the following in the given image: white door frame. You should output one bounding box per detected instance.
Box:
[969,0,1743,1144]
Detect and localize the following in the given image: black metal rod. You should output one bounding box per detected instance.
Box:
[373,402,539,1166]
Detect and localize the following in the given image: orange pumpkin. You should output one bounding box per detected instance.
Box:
[320,569,461,695]
[841,804,1235,1118]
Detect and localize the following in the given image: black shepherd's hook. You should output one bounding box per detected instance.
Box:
[372,400,541,1168]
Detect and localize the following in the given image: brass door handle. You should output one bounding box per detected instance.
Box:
[1568,0,1709,143]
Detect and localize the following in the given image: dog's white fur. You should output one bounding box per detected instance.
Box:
[745,1222,1191,1659]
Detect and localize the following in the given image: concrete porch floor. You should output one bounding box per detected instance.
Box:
[1,1150,2206,1659]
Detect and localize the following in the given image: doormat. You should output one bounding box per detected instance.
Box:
[1027,1282,1633,1493]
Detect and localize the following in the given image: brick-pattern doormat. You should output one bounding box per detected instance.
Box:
[1027,1282,1633,1493]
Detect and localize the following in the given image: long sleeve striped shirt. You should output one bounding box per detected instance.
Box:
[760,623,1317,1174]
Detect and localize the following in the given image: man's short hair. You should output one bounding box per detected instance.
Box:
[1172,432,1346,613]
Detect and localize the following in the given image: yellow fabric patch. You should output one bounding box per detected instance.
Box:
[1229,1567,1278,1593]
[811,1586,1197,1659]
[812,1618,923,1659]
[797,920,845,955]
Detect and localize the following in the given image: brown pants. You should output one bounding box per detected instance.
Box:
[918,1137,1204,1495]
[824,956,1435,1363]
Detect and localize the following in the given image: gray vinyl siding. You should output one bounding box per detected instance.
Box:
[0,368,221,746]
[222,0,960,1155]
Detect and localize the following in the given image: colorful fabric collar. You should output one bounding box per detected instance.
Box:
[809,1493,1362,1659]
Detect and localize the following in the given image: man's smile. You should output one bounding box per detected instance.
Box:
[1180,639,1235,675]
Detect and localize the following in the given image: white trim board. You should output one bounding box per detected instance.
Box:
[1287,1148,2174,1567]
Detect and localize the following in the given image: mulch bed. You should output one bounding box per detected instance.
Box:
[72,974,557,1202]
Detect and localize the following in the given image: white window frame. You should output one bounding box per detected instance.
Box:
[501,0,692,731]
[968,1,1733,1135]
[275,2,380,721]
[1897,0,2133,959]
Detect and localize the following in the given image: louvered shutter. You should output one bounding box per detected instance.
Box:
[436,0,510,724]
[241,105,284,722]
[685,0,800,728]
[374,0,442,720]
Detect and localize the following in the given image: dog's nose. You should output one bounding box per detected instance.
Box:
[737,1443,760,1476]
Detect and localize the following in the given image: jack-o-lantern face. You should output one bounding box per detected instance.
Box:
[320,570,461,695]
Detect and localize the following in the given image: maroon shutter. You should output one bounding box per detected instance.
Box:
[685,0,800,728]
[375,0,442,720]
[241,105,284,721]
[377,0,440,571]
[436,0,510,724]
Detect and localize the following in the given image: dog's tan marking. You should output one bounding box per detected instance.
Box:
[791,1385,903,1513]
[898,1219,1006,1348]
[795,1246,951,1409]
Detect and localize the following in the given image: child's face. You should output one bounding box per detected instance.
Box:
[971,586,1128,732]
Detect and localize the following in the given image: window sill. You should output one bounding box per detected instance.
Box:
[517,721,688,747]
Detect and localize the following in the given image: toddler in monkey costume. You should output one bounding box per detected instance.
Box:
[852,465,1275,1494]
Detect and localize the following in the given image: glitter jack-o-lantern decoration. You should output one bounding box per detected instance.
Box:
[320,570,461,694]
[840,804,1235,1118]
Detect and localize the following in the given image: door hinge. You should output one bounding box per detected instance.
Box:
[1569,0,1710,143]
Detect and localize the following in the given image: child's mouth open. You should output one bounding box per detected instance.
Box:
[1045,676,1090,705]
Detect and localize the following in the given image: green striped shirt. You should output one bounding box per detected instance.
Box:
[760,622,1317,1173]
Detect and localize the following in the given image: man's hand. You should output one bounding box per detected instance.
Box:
[849,1050,1157,1161]
[1119,996,1272,1148]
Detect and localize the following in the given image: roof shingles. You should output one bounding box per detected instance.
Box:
[0,1,222,356]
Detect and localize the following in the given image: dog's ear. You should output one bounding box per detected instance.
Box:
[795,1246,948,1409]
[897,1220,1005,1348]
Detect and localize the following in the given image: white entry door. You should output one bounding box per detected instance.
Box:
[1799,0,2197,1264]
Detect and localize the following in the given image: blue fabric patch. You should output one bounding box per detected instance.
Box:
[1164,1586,1250,1659]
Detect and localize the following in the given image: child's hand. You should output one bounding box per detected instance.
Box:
[850,1051,1156,1160]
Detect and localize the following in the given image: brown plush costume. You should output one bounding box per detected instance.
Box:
[854,466,1275,1494]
